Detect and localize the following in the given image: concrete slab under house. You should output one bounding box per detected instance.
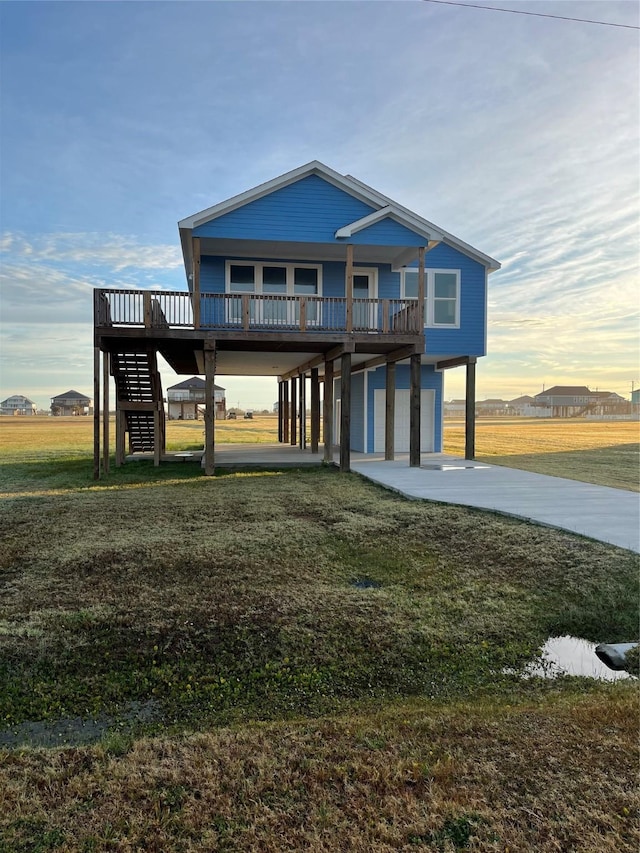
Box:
[92,161,500,477]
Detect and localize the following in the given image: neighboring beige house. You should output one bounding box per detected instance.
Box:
[0,394,37,415]
[443,399,466,417]
[167,377,226,420]
[508,395,552,417]
[476,398,509,416]
[51,390,93,416]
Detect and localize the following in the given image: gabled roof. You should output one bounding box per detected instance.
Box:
[167,377,225,392]
[2,395,35,405]
[535,386,591,398]
[178,161,501,272]
[590,391,621,399]
[51,390,91,401]
[509,395,535,404]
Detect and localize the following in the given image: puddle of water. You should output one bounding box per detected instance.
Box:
[0,699,161,749]
[421,464,491,471]
[351,578,382,590]
[523,636,631,681]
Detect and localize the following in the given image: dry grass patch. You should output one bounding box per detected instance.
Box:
[0,689,637,852]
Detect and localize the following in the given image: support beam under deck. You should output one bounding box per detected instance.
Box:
[310,367,320,453]
[340,352,351,472]
[93,347,101,480]
[204,345,216,475]
[409,353,421,468]
[465,360,476,460]
[323,358,334,463]
[385,360,395,461]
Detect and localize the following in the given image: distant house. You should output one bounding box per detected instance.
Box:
[0,394,36,416]
[632,389,640,414]
[534,386,593,417]
[589,391,628,416]
[51,390,93,416]
[443,399,466,417]
[476,398,509,416]
[167,377,226,420]
[508,395,552,417]
[534,386,629,417]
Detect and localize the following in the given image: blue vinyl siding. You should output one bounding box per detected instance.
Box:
[193,175,426,247]
[193,175,376,243]
[333,373,365,453]
[200,256,225,293]
[417,243,487,358]
[365,364,443,452]
[348,217,424,246]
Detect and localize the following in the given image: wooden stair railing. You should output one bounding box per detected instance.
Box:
[111,350,165,463]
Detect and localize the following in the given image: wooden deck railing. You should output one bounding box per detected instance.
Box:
[94,289,424,335]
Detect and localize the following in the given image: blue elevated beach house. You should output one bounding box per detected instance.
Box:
[93,162,500,477]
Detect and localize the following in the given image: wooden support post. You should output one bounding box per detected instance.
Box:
[385,360,396,461]
[116,410,125,466]
[417,246,425,332]
[310,367,320,453]
[465,360,476,460]
[290,377,297,446]
[323,358,334,463]
[282,380,289,444]
[93,347,101,480]
[143,292,152,328]
[340,352,351,472]
[409,353,421,467]
[204,345,216,475]
[242,294,250,331]
[299,374,306,450]
[153,405,162,467]
[102,351,110,475]
[277,382,283,443]
[192,236,201,329]
[345,244,353,333]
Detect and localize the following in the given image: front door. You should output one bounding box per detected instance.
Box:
[352,268,378,330]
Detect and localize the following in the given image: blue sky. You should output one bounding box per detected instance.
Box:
[1,0,638,410]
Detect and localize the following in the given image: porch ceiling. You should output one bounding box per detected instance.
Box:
[197,237,418,267]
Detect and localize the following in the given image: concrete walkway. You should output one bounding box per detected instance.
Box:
[350,454,640,553]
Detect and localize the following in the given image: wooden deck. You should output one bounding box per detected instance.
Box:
[95,288,423,336]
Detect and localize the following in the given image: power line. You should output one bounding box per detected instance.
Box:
[421,0,640,29]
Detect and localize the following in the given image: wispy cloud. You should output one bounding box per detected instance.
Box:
[2,232,182,272]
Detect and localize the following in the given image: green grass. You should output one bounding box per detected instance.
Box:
[0,421,638,851]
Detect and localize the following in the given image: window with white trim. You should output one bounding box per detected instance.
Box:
[225,261,322,325]
[226,261,322,296]
[401,268,460,327]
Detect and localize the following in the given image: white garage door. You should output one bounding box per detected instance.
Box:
[373,389,434,453]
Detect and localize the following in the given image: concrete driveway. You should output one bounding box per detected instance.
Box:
[349,454,640,553]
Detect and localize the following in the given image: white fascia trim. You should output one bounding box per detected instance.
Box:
[335,206,393,238]
[346,173,501,272]
[178,161,393,230]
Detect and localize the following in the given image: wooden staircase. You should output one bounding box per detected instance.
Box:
[111,350,165,462]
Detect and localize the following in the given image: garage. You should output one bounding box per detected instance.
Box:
[373,389,435,453]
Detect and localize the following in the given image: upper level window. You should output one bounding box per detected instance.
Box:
[229,264,255,292]
[226,261,321,296]
[402,268,460,327]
